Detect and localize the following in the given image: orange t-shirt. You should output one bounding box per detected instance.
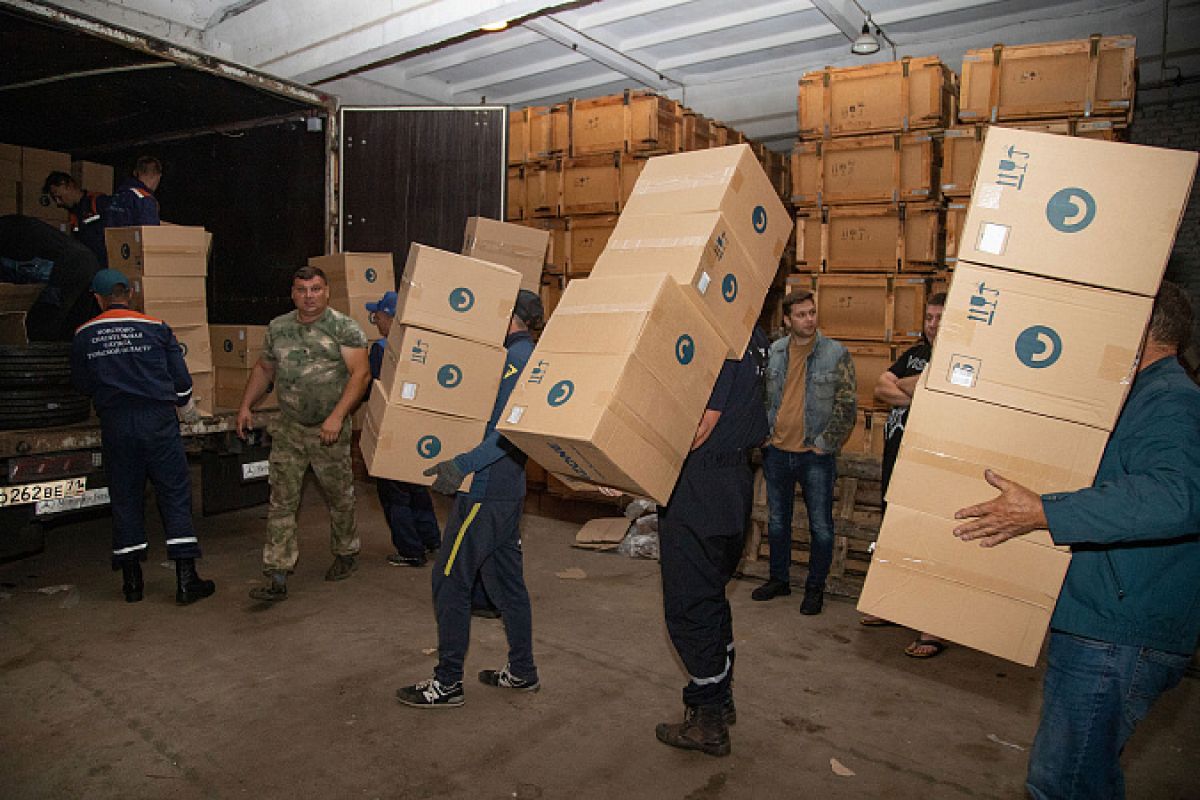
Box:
[771,337,815,451]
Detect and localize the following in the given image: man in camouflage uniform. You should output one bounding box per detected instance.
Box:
[237,265,371,601]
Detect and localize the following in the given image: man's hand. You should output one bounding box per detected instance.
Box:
[236,406,254,439]
[424,459,467,495]
[953,469,1048,547]
[319,413,345,446]
[177,398,201,425]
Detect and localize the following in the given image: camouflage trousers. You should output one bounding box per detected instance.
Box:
[262,415,359,574]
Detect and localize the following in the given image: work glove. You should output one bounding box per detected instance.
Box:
[177,397,201,424]
[423,458,467,495]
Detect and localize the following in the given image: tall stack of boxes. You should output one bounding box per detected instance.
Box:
[210,324,273,410]
[309,252,395,337]
[104,226,214,413]
[858,129,1198,665]
[497,144,790,504]
[1,144,71,230]
[359,244,521,490]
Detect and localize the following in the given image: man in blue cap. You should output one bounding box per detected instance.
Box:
[71,268,215,605]
[365,290,442,566]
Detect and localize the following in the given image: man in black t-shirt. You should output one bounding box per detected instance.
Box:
[863,292,946,657]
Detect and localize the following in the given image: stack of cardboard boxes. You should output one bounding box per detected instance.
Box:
[359,244,521,491]
[497,144,790,504]
[104,225,214,413]
[858,129,1197,665]
[1,144,69,230]
[210,324,273,410]
[309,252,395,337]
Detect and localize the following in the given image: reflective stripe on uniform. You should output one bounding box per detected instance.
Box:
[689,656,731,687]
[443,502,482,577]
[113,543,148,555]
[165,537,197,546]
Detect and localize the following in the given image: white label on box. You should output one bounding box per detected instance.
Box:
[697,271,711,295]
[241,460,270,480]
[976,183,1003,209]
[401,382,418,400]
[506,406,526,425]
[976,223,1010,255]
[949,356,980,387]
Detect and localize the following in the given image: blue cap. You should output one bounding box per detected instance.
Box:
[365,290,397,317]
[91,268,131,296]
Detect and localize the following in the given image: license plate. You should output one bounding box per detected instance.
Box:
[242,460,270,480]
[36,486,110,516]
[0,477,88,508]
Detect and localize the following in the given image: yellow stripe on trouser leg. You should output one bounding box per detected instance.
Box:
[444,503,482,577]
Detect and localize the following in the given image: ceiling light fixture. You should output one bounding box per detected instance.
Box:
[851,17,880,55]
[480,20,509,32]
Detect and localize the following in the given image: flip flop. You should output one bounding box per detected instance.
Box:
[905,638,947,659]
[859,616,899,627]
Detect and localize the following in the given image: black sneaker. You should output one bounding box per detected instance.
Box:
[478,664,540,693]
[387,553,427,568]
[751,579,791,601]
[396,678,464,708]
[799,586,824,615]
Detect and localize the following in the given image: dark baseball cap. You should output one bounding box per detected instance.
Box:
[91,268,131,296]
[513,289,544,329]
[365,290,398,317]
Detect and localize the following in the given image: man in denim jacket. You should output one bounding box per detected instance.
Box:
[753,289,856,614]
[954,282,1200,800]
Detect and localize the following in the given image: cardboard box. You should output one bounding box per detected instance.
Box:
[329,294,377,340]
[141,299,209,328]
[214,366,277,410]
[858,504,1071,666]
[189,371,215,417]
[105,226,209,276]
[594,211,771,357]
[362,382,483,489]
[958,129,1197,295]
[462,217,548,293]
[210,324,268,368]
[394,244,521,346]
[19,146,70,222]
[135,275,207,303]
[175,324,213,373]
[574,517,631,551]
[622,145,791,274]
[308,252,395,297]
[71,160,114,193]
[497,274,725,504]
[926,262,1150,429]
[380,325,505,420]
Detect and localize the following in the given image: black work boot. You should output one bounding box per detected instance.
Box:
[324,554,358,582]
[751,578,791,601]
[249,571,288,602]
[655,704,731,757]
[722,696,737,726]
[799,584,824,615]
[175,558,216,605]
[120,560,144,603]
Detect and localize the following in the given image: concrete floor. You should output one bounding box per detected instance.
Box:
[1,479,1196,800]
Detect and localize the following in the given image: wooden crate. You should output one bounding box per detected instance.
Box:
[509,105,569,163]
[621,154,649,207]
[524,159,562,218]
[683,111,716,150]
[843,409,889,457]
[959,35,1136,123]
[506,165,524,221]
[1002,117,1127,140]
[797,204,942,273]
[845,341,895,410]
[521,217,569,271]
[791,132,938,206]
[570,90,681,156]
[565,214,619,278]
[798,56,953,139]
[944,200,968,268]
[813,274,927,342]
[539,269,566,320]
[508,108,530,165]
[562,153,622,215]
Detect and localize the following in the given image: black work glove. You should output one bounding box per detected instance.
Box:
[423,458,467,495]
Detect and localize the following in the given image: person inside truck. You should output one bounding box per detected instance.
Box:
[0,214,100,341]
[70,267,215,606]
[42,171,111,266]
[105,156,162,228]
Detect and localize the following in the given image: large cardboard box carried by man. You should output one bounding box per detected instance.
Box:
[462,217,548,293]
[380,325,505,420]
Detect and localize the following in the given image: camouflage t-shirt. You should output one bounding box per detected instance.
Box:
[263,307,368,425]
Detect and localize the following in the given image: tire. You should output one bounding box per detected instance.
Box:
[0,343,75,387]
[0,388,91,430]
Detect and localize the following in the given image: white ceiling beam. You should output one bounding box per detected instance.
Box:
[523,16,680,91]
[488,70,637,106]
[809,0,865,40]
[402,29,544,79]
[450,53,588,94]
[657,22,841,70]
[562,0,702,29]
[619,0,817,51]
[47,0,209,48]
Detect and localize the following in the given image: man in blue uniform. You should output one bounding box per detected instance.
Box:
[364,290,441,566]
[953,282,1200,799]
[70,268,215,605]
[654,327,770,757]
[42,171,111,266]
[396,290,543,708]
[106,156,162,227]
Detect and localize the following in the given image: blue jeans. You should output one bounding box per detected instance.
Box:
[1027,631,1190,800]
[762,446,836,588]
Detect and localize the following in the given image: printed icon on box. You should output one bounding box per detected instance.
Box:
[1045,188,1096,234]
[416,435,442,459]
[437,364,462,388]
[180,342,189,356]
[676,334,695,365]
[121,244,131,260]
[223,340,233,353]
[527,359,549,385]
[1015,325,1063,369]
[368,311,378,325]
[752,205,768,234]
[547,379,574,407]
[365,268,377,283]
[721,274,738,303]
[410,339,429,364]
[967,282,1000,325]
[449,287,475,312]
[949,356,981,388]
[995,145,1031,190]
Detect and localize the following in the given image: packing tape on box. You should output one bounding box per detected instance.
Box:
[469,239,544,259]
[553,300,655,315]
[1099,343,1139,385]
[606,235,710,251]
[870,541,1060,608]
[630,166,739,196]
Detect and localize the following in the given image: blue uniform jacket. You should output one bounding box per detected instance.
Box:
[106,179,160,227]
[72,305,193,414]
[1042,356,1200,655]
[452,329,534,501]
[69,191,111,267]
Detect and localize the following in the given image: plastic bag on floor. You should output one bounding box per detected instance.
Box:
[623,498,656,520]
[618,530,659,560]
[632,513,658,535]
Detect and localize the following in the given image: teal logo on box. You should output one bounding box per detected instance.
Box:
[437,364,462,388]
[752,205,768,234]
[416,435,442,459]
[675,334,695,365]
[365,268,378,283]
[449,287,475,312]
[1045,188,1096,234]
[721,274,738,303]
[547,380,574,407]
[1015,325,1063,369]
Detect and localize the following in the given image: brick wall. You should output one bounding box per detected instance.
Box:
[1129,94,1200,372]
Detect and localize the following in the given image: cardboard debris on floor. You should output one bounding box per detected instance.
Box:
[573,518,631,551]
